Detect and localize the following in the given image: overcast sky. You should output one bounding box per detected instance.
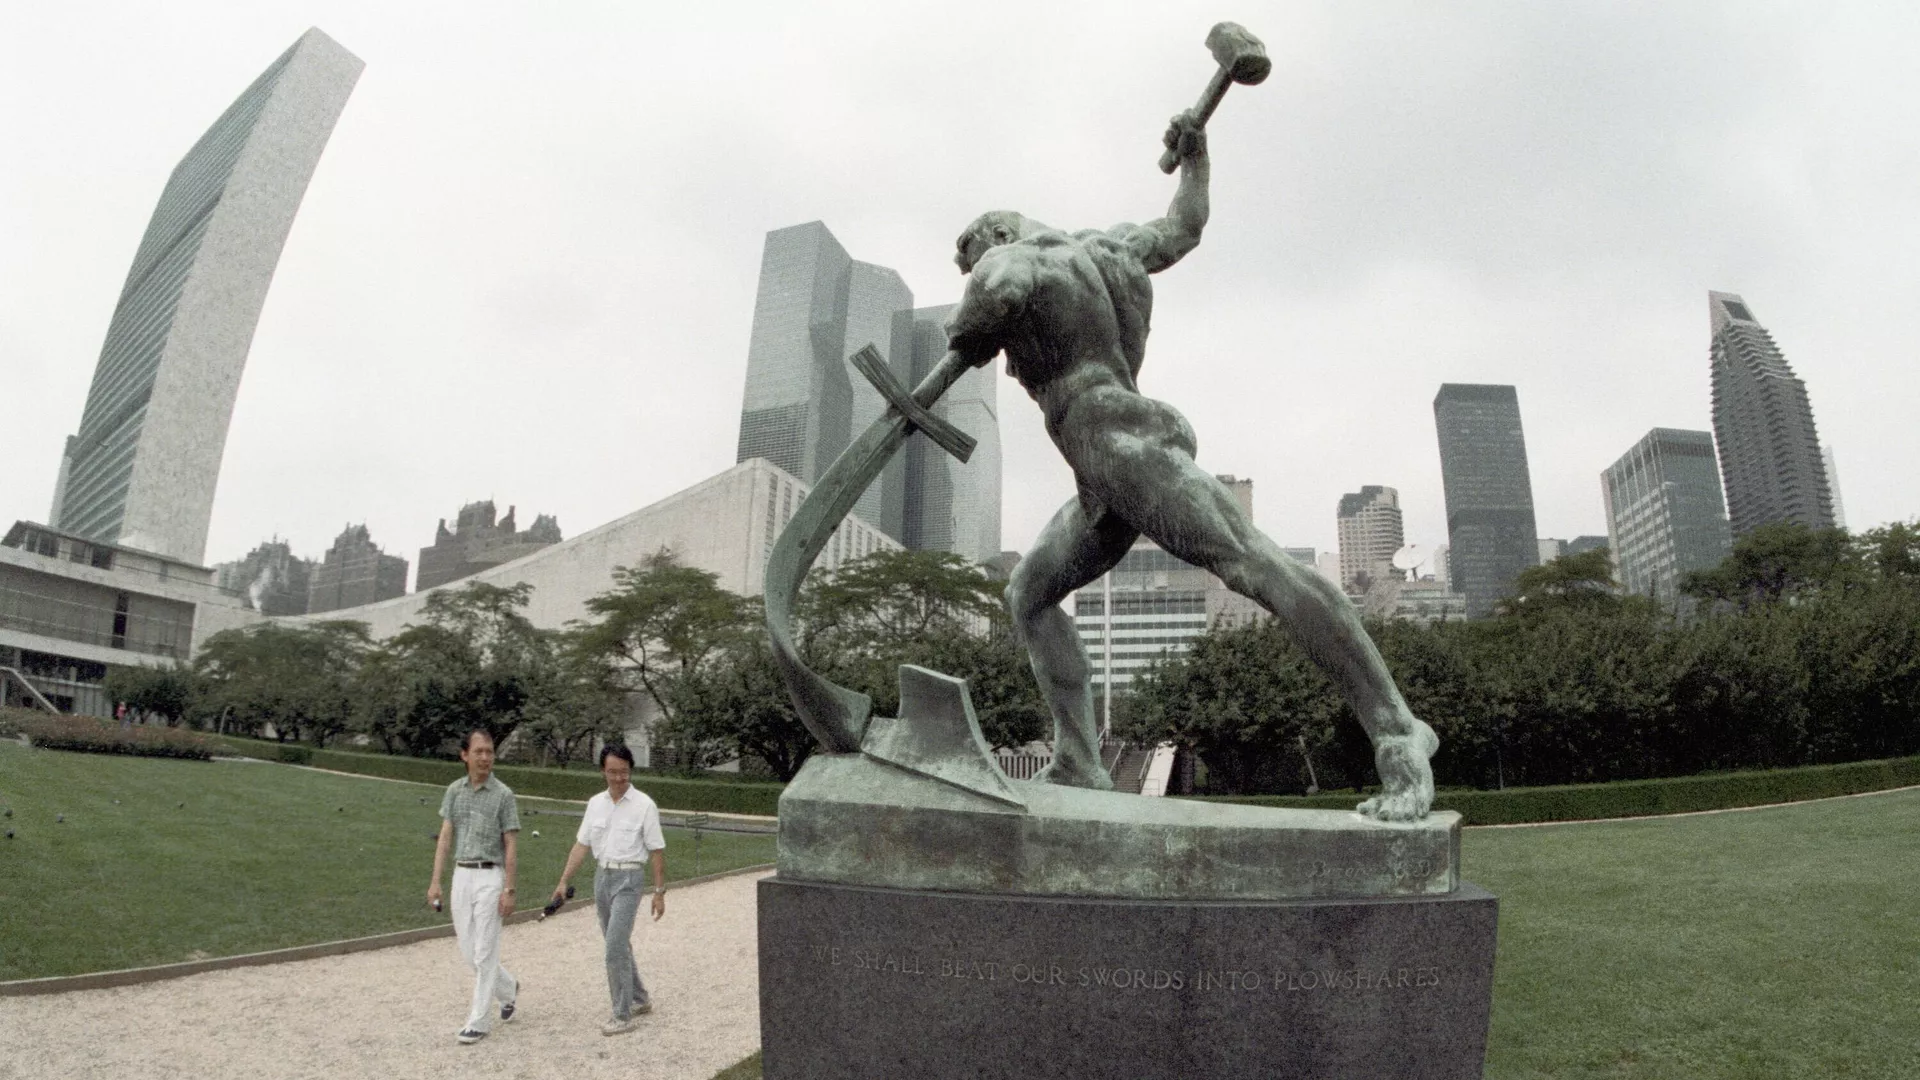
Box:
[4,1,1917,580]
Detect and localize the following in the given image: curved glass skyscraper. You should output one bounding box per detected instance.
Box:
[1707,291,1833,537]
[50,28,362,565]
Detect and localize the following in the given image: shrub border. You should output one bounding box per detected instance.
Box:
[1191,754,1920,825]
[186,730,1920,825]
[7,710,214,761]
[208,735,786,816]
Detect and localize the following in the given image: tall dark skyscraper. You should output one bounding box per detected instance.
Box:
[899,304,1001,563]
[1602,428,1732,602]
[735,222,908,538]
[736,223,1000,558]
[1433,383,1539,618]
[49,29,362,565]
[1707,291,1833,537]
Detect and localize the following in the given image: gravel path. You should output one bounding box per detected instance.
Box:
[0,870,769,1080]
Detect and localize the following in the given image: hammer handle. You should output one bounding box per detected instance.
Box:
[1159,66,1233,173]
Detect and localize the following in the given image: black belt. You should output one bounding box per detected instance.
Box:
[455,860,498,869]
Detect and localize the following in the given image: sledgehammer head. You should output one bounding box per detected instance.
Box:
[1206,22,1270,85]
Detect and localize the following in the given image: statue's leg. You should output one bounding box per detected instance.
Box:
[1099,443,1437,820]
[1006,496,1138,790]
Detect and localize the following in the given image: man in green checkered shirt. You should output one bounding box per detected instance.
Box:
[427,730,521,1044]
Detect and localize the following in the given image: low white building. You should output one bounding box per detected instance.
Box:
[288,457,897,640]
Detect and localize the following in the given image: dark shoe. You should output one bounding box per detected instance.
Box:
[501,999,516,1023]
[456,1028,487,1044]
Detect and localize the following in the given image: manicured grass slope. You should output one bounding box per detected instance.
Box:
[0,741,775,981]
[1470,789,1920,1079]
[712,789,1920,1080]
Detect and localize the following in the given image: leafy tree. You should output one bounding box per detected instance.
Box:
[515,636,630,769]
[1857,521,1920,581]
[573,549,755,731]
[1500,547,1618,614]
[797,550,1005,658]
[666,639,814,779]
[1682,522,1854,607]
[103,664,200,726]
[793,550,1023,723]
[1118,620,1347,795]
[194,620,371,745]
[645,549,1047,771]
[362,582,549,755]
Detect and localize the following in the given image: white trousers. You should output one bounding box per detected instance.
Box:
[450,865,518,1032]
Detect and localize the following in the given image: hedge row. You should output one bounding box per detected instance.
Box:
[196,729,1920,825]
[1194,754,1920,825]
[11,712,215,761]
[208,736,785,815]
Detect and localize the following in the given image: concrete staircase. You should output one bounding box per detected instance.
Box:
[1109,745,1155,795]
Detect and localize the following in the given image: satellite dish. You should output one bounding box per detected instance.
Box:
[1391,544,1426,573]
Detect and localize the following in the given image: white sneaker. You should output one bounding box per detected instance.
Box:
[601,1016,642,1037]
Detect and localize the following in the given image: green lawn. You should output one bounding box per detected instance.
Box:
[0,740,775,981]
[712,787,1920,1080]
[1470,790,1920,1079]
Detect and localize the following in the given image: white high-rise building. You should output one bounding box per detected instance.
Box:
[1822,447,1847,530]
[50,29,363,565]
[1336,485,1404,595]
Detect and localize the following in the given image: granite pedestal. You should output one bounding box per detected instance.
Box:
[759,876,1498,1080]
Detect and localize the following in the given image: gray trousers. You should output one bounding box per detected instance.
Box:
[594,865,652,1019]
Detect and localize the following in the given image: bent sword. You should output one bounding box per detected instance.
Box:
[763,344,979,752]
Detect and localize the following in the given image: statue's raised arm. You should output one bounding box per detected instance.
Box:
[1126,111,1210,274]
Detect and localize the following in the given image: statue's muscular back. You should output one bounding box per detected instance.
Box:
[948,224,1186,474]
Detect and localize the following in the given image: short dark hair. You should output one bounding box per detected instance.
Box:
[461,729,494,752]
[599,744,636,769]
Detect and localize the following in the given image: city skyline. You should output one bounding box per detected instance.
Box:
[6,5,1919,575]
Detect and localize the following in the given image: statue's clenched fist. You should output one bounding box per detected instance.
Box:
[1162,109,1207,164]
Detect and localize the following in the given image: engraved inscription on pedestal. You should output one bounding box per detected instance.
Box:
[760,878,1500,1080]
[806,941,1449,995]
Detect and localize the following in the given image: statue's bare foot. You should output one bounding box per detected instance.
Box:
[1356,717,1438,822]
[1034,758,1114,791]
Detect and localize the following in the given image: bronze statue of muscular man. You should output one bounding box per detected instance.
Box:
[940,109,1439,821]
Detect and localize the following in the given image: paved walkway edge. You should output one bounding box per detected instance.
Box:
[0,862,774,997]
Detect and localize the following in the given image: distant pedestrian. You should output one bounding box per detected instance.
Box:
[427,729,521,1045]
[549,744,666,1036]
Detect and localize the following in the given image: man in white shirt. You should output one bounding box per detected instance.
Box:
[549,744,667,1036]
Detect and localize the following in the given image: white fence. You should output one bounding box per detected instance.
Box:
[994,751,1052,780]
